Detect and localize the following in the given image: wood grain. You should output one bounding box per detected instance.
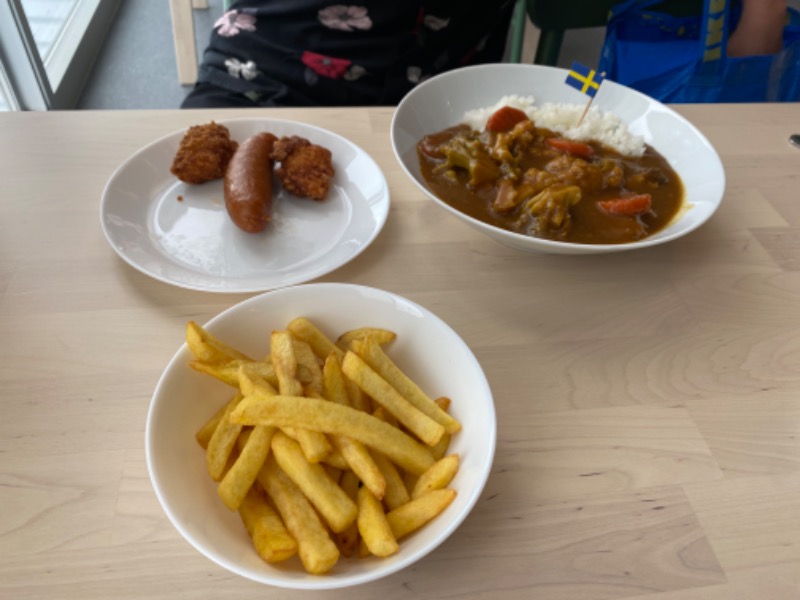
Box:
[1,104,799,598]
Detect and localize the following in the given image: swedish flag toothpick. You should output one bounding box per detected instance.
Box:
[565,61,605,97]
[565,61,606,126]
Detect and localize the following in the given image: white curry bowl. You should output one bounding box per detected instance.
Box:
[146,283,496,590]
[391,63,725,255]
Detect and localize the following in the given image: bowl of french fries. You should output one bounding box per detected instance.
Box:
[145,283,496,589]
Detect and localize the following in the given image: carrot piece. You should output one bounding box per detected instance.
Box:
[546,138,595,158]
[485,106,529,132]
[598,194,652,216]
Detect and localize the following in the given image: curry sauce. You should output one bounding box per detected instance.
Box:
[418,116,683,245]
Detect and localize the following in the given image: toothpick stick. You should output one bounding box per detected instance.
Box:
[577,71,606,127]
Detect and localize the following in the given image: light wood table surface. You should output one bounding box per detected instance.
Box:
[1,105,799,599]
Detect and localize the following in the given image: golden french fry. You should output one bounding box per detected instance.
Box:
[206,393,245,481]
[330,434,385,499]
[293,339,323,395]
[191,358,279,389]
[322,464,342,483]
[344,377,371,413]
[231,393,435,475]
[371,450,410,511]
[257,455,340,575]
[403,470,419,495]
[412,454,459,499]
[387,489,457,540]
[336,327,397,352]
[272,331,332,463]
[321,447,350,471]
[372,405,398,428]
[430,396,453,460]
[334,470,361,557]
[271,331,304,396]
[196,401,228,449]
[237,364,279,397]
[239,486,297,563]
[186,321,252,363]
[322,354,386,499]
[271,431,357,533]
[353,338,461,434]
[287,317,344,362]
[357,486,399,558]
[218,424,276,510]
[342,352,445,447]
[190,360,240,387]
[430,432,451,461]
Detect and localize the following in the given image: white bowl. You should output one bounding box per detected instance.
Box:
[391,63,725,254]
[146,283,496,589]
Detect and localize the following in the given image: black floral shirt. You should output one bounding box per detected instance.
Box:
[183,1,515,107]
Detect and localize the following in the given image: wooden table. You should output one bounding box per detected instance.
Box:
[1,105,799,599]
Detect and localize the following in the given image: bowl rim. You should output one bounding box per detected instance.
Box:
[390,63,726,254]
[145,282,497,589]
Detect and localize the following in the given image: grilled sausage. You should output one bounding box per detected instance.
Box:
[224,132,277,233]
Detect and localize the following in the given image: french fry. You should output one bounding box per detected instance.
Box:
[195,401,228,449]
[287,317,344,362]
[237,364,279,397]
[257,455,340,575]
[239,486,297,563]
[387,489,457,540]
[431,397,453,460]
[321,447,350,471]
[206,393,245,481]
[412,454,459,499]
[344,377,371,413]
[218,423,276,510]
[272,330,332,463]
[353,337,461,434]
[371,450,411,511]
[334,470,361,557]
[342,351,445,447]
[336,327,397,352]
[231,393,435,475]
[322,354,386,499]
[271,331,304,397]
[189,360,241,387]
[293,339,323,395]
[357,486,399,558]
[271,431,357,533]
[186,321,252,363]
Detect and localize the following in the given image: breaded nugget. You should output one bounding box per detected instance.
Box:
[271,136,334,201]
[171,122,238,184]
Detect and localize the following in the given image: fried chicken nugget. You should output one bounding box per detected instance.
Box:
[171,122,238,184]
[271,136,334,201]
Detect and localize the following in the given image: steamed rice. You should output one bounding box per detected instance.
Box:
[462,95,645,157]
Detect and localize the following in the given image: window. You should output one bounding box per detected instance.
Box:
[0,0,121,110]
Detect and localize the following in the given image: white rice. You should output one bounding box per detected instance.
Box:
[462,95,645,157]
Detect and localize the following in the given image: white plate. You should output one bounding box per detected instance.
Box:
[146,283,496,589]
[101,119,389,292]
[391,64,725,255]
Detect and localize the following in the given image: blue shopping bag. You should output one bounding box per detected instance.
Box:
[598,0,800,102]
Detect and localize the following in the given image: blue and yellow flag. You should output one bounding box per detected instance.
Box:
[565,61,605,98]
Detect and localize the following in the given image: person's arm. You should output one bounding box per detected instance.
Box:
[727,0,787,56]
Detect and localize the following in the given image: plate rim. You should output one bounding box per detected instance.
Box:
[100,118,390,293]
